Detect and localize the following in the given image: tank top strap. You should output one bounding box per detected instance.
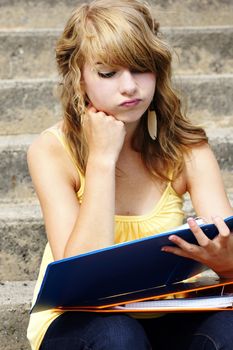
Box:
[167,168,174,182]
[42,126,85,201]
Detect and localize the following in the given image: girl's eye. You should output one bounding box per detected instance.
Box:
[98,71,116,78]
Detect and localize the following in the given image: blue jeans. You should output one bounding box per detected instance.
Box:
[40,311,233,349]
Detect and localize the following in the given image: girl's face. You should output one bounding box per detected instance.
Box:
[82,63,156,125]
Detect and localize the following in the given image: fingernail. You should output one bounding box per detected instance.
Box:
[187,217,195,225]
[168,235,175,241]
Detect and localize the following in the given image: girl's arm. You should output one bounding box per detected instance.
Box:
[27,110,126,261]
[184,143,232,221]
[162,143,233,278]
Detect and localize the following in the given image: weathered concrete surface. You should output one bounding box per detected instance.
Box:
[0,204,46,281]
[0,75,232,135]
[0,134,36,201]
[0,281,34,350]
[0,0,233,29]
[174,74,233,117]
[164,27,233,75]
[0,79,60,135]
[1,27,233,79]
[0,30,59,79]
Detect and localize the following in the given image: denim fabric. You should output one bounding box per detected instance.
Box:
[140,311,233,350]
[40,313,151,350]
[40,311,233,350]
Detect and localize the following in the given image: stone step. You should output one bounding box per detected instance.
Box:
[0,79,59,135]
[0,281,33,350]
[0,124,233,203]
[0,134,36,201]
[1,0,232,29]
[0,204,46,281]
[1,27,232,79]
[165,26,233,75]
[0,75,232,135]
[1,169,233,281]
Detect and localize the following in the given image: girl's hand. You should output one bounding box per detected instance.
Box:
[82,106,126,164]
[162,216,233,279]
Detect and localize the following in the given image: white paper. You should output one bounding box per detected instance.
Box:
[114,295,233,310]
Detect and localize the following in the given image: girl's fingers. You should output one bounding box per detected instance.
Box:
[162,218,212,259]
[212,216,230,247]
[161,244,190,258]
[167,234,200,255]
[162,217,233,274]
[186,217,211,248]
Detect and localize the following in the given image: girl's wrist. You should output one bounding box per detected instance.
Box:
[87,154,117,170]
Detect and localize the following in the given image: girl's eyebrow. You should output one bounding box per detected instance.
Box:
[95,62,112,68]
[91,63,110,72]
[95,62,120,69]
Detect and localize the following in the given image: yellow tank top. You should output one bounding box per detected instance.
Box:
[27,126,184,350]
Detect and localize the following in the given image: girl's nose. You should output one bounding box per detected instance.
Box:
[119,70,137,96]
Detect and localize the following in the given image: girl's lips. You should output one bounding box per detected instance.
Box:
[120,99,141,107]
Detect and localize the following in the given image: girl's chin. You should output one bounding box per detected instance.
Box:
[114,112,144,123]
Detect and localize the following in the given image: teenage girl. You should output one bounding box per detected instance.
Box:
[27,1,233,349]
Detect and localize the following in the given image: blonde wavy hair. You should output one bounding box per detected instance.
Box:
[56,0,208,181]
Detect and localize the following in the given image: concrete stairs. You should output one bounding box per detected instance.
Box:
[0,0,232,349]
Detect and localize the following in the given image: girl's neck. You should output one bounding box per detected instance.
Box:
[117,139,142,172]
[121,119,139,149]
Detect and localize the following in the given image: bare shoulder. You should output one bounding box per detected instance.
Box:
[27,127,80,192]
[183,142,222,187]
[28,126,63,161]
[184,142,217,169]
[28,121,65,157]
[182,142,232,219]
[27,130,56,157]
[172,143,222,197]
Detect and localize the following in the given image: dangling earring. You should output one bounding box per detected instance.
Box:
[147,109,157,140]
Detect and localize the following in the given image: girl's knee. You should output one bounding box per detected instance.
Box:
[190,312,233,350]
[41,313,151,350]
[94,315,151,349]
